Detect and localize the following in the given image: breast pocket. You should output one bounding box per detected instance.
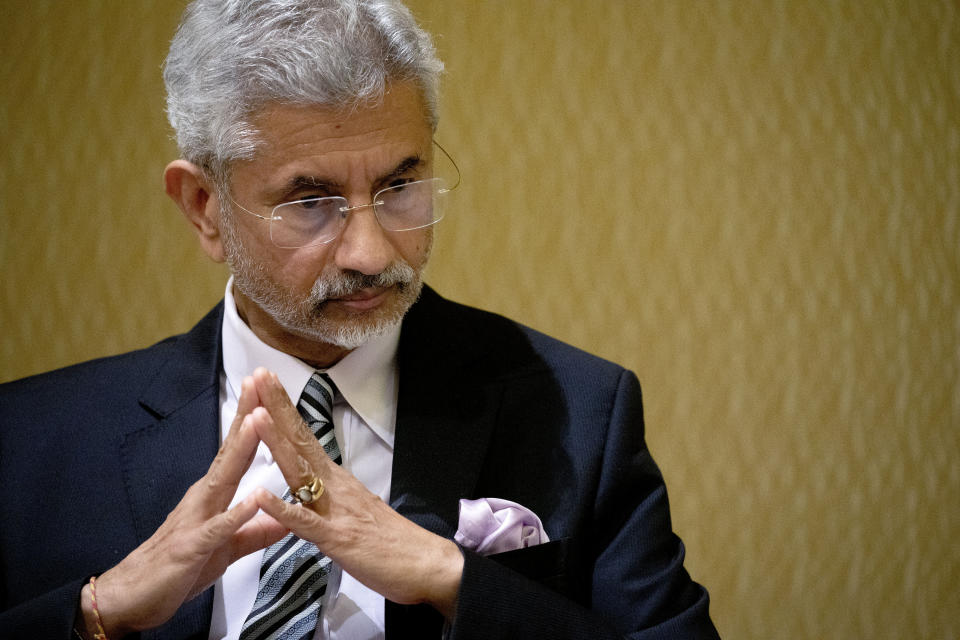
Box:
[485,537,583,601]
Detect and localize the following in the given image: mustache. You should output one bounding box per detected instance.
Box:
[310,261,417,301]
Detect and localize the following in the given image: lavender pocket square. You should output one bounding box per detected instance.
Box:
[454,498,550,555]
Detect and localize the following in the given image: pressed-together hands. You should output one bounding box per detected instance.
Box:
[248,369,464,617]
[75,369,463,638]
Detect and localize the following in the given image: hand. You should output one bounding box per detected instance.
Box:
[246,368,465,619]
[79,377,288,637]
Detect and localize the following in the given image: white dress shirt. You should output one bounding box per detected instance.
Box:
[207,277,399,640]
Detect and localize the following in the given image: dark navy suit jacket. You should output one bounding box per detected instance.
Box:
[0,287,719,639]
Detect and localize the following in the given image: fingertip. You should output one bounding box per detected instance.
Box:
[233,495,255,514]
[249,487,275,505]
[221,496,259,530]
[246,414,263,439]
[239,413,266,443]
[249,406,272,425]
[251,368,281,399]
[240,375,259,398]
[234,376,262,421]
[236,513,289,553]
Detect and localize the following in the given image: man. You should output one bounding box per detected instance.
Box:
[0,1,720,638]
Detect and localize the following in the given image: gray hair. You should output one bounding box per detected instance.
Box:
[163,0,443,181]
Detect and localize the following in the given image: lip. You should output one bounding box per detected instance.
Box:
[330,286,392,311]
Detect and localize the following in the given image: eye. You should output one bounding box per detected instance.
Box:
[384,178,417,193]
[279,196,343,219]
[296,196,327,210]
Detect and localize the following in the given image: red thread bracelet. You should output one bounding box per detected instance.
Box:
[88,576,109,640]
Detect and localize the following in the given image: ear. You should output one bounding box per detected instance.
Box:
[164,159,226,263]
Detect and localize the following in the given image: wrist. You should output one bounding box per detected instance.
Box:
[76,574,134,640]
[75,579,108,640]
[424,539,465,620]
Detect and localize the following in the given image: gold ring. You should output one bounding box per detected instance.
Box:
[291,476,324,504]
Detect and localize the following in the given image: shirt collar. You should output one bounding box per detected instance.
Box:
[221,277,399,448]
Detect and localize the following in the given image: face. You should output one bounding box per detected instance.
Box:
[217,83,435,363]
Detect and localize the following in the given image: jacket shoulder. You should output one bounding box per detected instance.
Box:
[405,287,628,386]
[0,303,223,412]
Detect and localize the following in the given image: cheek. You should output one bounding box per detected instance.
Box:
[270,244,337,288]
[227,215,277,261]
[395,229,433,267]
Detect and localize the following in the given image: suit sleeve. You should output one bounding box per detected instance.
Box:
[446,370,720,640]
[0,573,85,639]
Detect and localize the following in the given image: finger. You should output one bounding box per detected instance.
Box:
[251,488,325,544]
[251,369,332,480]
[186,497,285,599]
[207,375,261,480]
[195,494,263,554]
[230,376,262,433]
[232,512,289,558]
[215,376,261,459]
[252,368,315,446]
[198,415,262,512]
[246,405,325,498]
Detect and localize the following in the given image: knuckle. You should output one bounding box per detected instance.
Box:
[198,469,228,497]
[291,504,315,523]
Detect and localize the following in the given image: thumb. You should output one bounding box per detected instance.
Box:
[232,512,289,560]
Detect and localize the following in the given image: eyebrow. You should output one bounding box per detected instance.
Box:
[270,154,425,201]
[381,155,424,183]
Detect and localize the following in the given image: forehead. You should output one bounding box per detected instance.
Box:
[238,83,433,190]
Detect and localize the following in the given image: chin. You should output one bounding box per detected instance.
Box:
[286,281,421,349]
[315,315,400,349]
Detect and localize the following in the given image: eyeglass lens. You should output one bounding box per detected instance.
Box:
[269,178,448,248]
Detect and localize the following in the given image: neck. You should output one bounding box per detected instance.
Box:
[232,285,352,369]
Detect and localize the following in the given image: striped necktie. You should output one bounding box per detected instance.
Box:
[240,371,341,640]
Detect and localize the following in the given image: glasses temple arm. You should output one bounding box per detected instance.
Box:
[226,193,273,221]
[432,139,462,191]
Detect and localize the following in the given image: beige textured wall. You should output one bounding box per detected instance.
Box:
[1,2,957,638]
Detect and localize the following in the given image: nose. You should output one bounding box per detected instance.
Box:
[332,204,395,275]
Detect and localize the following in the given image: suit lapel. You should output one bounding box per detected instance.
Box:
[390,373,503,537]
[386,288,506,637]
[120,304,225,640]
[389,287,503,536]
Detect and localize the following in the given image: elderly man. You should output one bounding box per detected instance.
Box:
[0,1,719,639]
